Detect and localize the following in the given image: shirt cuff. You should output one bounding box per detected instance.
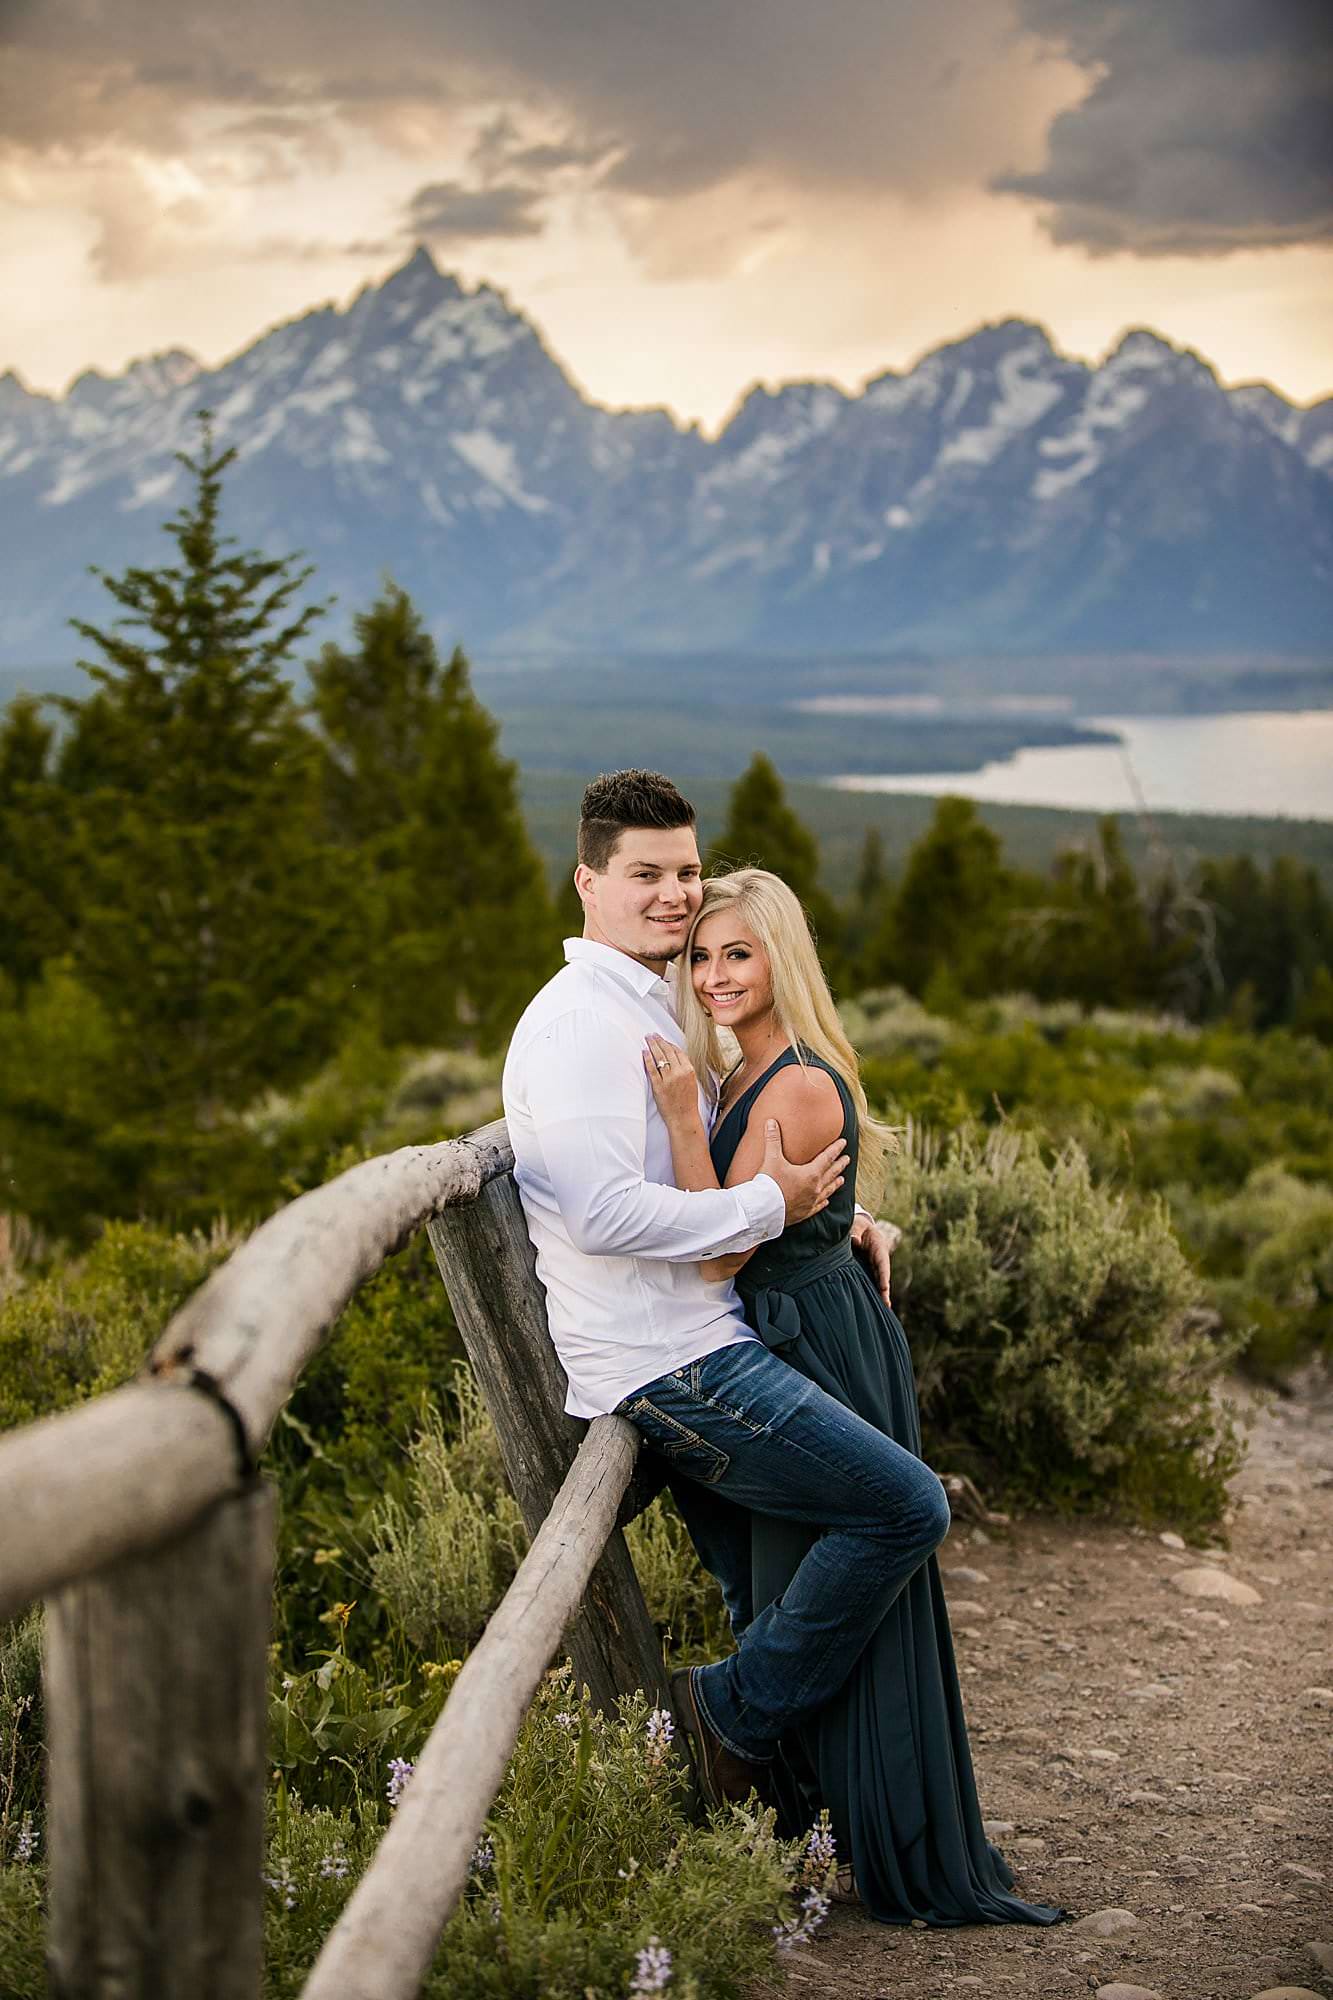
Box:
[743,1171,787,1243]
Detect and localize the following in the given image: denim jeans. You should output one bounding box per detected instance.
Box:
[616,1339,951,1764]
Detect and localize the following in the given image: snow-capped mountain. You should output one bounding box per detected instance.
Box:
[2,246,1329,666]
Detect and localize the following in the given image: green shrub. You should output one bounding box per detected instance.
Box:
[257,1675,830,2000]
[841,986,956,1063]
[626,1497,731,1666]
[268,1619,447,1813]
[424,1675,826,2000]
[0,1220,236,1432]
[369,1384,526,1657]
[288,1232,463,1474]
[0,1614,42,1856]
[0,1859,44,2000]
[1183,1163,1333,1375]
[885,1124,1246,1526]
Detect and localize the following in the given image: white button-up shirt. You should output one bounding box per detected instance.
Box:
[502,937,785,1417]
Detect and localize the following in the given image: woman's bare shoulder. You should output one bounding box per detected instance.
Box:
[746,1061,844,1155]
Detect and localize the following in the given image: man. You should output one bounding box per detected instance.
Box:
[503,769,950,1806]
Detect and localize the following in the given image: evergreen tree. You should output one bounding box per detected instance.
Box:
[1200,854,1333,1028]
[309,579,440,849]
[844,825,894,987]
[0,695,68,992]
[1021,819,1155,1009]
[708,753,844,975]
[38,412,341,1206]
[866,795,1014,999]
[855,826,888,912]
[310,583,556,1048]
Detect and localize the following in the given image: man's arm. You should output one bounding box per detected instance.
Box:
[524,1009,785,1260]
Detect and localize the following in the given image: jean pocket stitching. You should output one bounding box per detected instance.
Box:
[628,1398,730,1484]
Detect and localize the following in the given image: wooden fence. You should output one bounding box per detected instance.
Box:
[0,1119,675,2000]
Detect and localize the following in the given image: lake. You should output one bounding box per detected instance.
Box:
[831,710,1333,822]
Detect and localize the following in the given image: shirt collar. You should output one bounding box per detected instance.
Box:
[563,935,674,1001]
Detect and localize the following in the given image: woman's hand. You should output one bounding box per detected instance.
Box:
[642,1034,702,1129]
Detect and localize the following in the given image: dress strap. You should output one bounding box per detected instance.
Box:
[714,1046,805,1140]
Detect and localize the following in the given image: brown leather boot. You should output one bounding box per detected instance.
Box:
[670,1667,769,1808]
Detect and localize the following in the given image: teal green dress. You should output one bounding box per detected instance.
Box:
[712,1047,1066,1929]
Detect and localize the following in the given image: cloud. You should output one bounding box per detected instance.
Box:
[996,0,1333,254]
[10,0,1326,291]
[405,180,546,244]
[0,0,1072,195]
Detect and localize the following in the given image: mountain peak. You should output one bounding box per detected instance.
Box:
[380,244,461,299]
[1107,327,1218,389]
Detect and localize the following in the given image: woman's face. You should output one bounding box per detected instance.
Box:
[690,910,774,1030]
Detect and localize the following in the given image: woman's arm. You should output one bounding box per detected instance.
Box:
[641,1035,721,1191]
[642,1036,753,1279]
[643,1037,846,1280]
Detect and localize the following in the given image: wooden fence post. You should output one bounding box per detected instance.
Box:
[427,1141,673,1720]
[43,1483,275,2000]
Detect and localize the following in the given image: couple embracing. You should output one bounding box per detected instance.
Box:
[502,769,1065,1929]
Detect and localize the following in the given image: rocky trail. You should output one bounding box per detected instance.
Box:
[759,1370,1333,2000]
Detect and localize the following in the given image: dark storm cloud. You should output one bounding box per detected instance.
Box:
[5,0,1328,268]
[996,0,1333,254]
[0,0,1038,196]
[405,180,546,243]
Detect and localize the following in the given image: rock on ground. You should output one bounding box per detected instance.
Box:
[1169,1565,1264,1604]
[1073,1908,1139,1937]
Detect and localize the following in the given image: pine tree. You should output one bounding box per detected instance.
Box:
[0,694,68,992]
[309,579,440,849]
[1199,854,1333,1028]
[708,753,844,975]
[844,826,894,988]
[709,753,820,898]
[1022,818,1155,1009]
[867,795,1013,999]
[310,585,556,1048]
[48,411,341,1198]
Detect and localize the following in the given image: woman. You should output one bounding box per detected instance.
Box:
[641,867,1065,1929]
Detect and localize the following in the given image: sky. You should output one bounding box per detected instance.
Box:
[2,0,1331,431]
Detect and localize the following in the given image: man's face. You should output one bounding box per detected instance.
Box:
[575,826,704,969]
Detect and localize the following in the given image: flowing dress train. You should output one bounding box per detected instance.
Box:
[712,1047,1067,1927]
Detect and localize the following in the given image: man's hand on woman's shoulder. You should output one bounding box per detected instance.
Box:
[760,1118,847,1225]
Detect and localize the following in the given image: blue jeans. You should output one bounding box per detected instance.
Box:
[616,1340,951,1764]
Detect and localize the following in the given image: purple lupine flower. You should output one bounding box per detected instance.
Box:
[15,1814,38,1864]
[630,1936,673,1993]
[800,1812,836,1884]
[644,1706,675,1768]
[386,1756,415,1809]
[263,1854,299,1910]
[773,1886,830,1952]
[318,1842,350,1881]
[470,1835,495,1875]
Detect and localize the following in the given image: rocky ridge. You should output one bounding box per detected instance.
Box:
[2,247,1330,665]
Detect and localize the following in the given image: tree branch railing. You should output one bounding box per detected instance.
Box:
[0,1121,674,2000]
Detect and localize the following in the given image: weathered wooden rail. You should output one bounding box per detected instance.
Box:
[0,1120,674,2000]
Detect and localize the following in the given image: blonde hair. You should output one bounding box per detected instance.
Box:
[679,868,892,1210]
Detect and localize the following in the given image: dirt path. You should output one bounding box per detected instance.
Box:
[759,1370,1333,2000]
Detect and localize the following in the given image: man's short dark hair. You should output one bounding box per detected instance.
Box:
[578,769,697,871]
